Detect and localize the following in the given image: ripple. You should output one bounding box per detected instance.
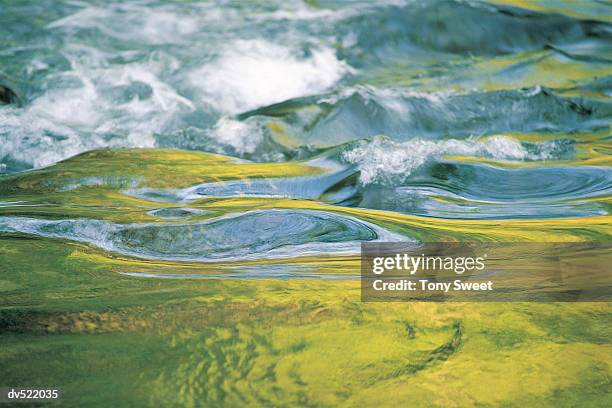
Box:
[126,158,356,203]
[147,207,210,220]
[373,186,607,220]
[356,164,612,219]
[0,210,408,262]
[120,266,355,280]
[433,164,612,202]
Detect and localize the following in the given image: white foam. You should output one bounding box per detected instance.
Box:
[342,136,544,184]
[0,45,194,168]
[208,118,264,154]
[190,39,352,114]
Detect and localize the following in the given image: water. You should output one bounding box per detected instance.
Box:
[0,210,407,262]
[0,0,611,268]
[2,5,612,407]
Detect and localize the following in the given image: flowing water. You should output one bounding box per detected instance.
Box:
[1,2,612,406]
[0,0,611,268]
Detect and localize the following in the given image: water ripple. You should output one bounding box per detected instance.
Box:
[0,209,408,262]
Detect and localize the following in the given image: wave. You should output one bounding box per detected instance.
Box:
[124,134,606,220]
[338,136,611,218]
[340,135,573,184]
[241,86,608,150]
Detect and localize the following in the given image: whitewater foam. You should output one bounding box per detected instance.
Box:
[0,46,194,169]
[342,136,561,184]
[1,0,607,173]
[208,118,264,155]
[190,39,352,114]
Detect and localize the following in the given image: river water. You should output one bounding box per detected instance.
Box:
[0,0,611,266]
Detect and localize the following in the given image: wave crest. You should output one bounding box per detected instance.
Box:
[341,136,568,184]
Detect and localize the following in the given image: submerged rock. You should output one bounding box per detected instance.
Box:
[0,84,19,105]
